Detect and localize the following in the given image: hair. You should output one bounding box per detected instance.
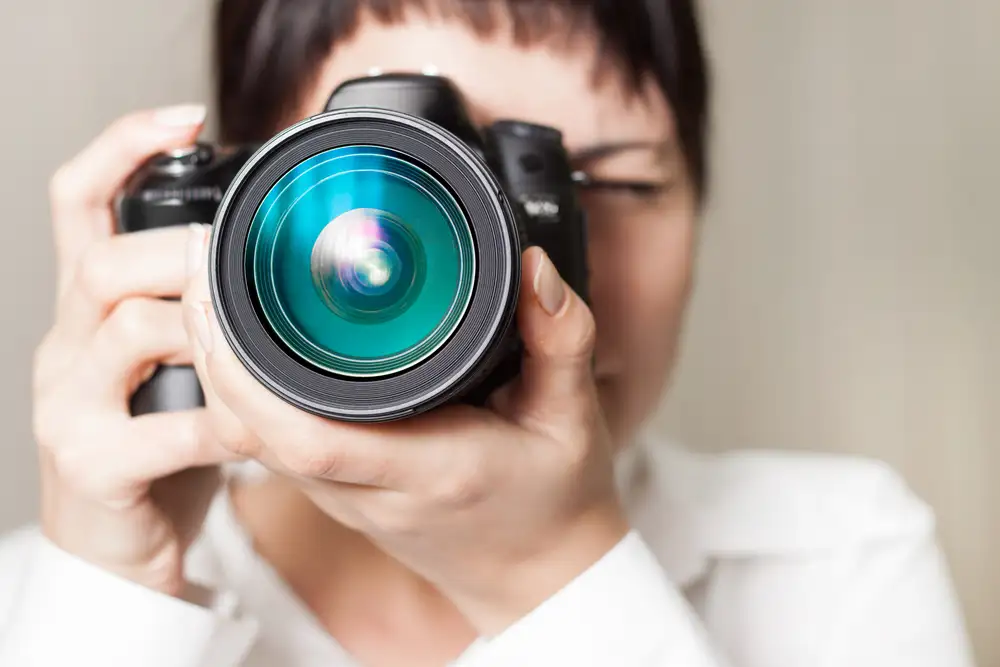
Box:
[213,0,711,194]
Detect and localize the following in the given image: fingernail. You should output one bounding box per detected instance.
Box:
[186,223,209,278]
[533,250,567,316]
[190,302,214,353]
[153,104,207,128]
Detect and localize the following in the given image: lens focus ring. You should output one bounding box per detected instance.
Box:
[211,108,521,421]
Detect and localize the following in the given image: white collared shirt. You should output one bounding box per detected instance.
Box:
[0,437,977,666]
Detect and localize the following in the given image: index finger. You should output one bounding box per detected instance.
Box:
[182,231,481,489]
[49,105,206,284]
[192,298,472,488]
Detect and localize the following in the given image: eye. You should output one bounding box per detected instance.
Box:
[620,182,672,201]
[573,171,672,198]
[578,178,672,202]
[575,173,677,227]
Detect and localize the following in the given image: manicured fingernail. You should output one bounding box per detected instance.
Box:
[533,250,567,316]
[186,223,209,278]
[190,302,214,353]
[153,104,207,128]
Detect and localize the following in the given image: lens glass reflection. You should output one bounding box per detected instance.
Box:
[246,145,475,377]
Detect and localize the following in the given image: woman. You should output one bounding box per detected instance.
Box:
[0,1,976,665]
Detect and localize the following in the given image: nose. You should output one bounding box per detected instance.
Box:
[583,230,625,379]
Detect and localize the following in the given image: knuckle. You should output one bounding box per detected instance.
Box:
[76,242,115,303]
[172,428,226,471]
[567,305,598,356]
[179,280,196,310]
[205,402,253,456]
[43,420,106,483]
[32,400,65,451]
[356,455,393,488]
[212,426,254,463]
[106,299,154,345]
[434,453,489,507]
[281,444,343,479]
[47,439,84,480]
[32,374,86,453]
[220,435,254,461]
[48,163,85,210]
[435,475,485,508]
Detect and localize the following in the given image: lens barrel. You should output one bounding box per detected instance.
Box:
[211,108,521,422]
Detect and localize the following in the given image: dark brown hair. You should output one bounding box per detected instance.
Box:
[213,0,711,192]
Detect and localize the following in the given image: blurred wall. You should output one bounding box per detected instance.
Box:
[0,0,215,522]
[657,3,999,664]
[0,1,996,664]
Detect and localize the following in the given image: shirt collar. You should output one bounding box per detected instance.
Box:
[616,434,711,590]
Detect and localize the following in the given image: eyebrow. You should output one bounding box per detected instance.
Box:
[569,140,674,165]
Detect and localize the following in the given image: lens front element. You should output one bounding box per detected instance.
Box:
[247,146,475,377]
[310,208,425,325]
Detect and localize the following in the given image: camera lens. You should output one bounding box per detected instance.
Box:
[310,208,416,323]
[212,109,521,422]
[246,146,475,377]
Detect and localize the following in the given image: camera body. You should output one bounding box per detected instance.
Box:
[119,144,258,414]
[120,73,588,420]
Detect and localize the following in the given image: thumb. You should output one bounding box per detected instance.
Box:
[513,246,597,431]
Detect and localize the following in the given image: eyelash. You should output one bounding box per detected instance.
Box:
[571,171,673,196]
[578,180,672,201]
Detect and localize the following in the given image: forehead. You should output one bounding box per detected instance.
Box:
[302,12,675,152]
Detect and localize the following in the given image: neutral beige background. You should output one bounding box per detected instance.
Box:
[0,1,996,664]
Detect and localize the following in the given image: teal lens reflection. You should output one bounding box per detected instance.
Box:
[247,146,475,377]
[310,208,425,325]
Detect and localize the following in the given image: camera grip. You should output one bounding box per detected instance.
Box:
[130,365,205,416]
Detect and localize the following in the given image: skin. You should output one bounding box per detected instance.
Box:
[32,8,697,667]
[299,12,697,443]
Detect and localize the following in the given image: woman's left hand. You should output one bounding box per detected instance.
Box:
[182,226,629,634]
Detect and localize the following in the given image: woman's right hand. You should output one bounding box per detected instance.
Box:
[31,106,243,597]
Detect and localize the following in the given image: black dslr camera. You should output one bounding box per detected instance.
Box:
[120,74,588,422]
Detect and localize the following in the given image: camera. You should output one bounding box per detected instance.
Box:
[119,73,588,422]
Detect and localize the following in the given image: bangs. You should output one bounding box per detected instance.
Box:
[214,0,709,192]
[344,0,655,82]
